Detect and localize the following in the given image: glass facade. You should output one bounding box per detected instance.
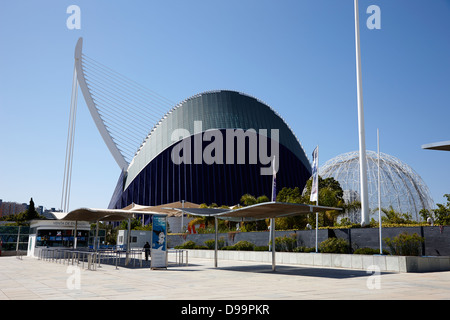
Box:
[109,90,312,208]
[35,229,89,248]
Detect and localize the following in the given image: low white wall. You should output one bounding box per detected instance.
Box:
[185,250,450,273]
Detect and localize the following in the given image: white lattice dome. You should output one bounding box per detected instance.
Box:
[319,151,434,222]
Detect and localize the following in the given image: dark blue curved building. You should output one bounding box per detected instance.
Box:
[108,90,311,209]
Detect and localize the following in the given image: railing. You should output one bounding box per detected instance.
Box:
[35,247,188,270]
[168,249,188,266]
[37,248,101,270]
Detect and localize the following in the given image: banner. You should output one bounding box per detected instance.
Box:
[151,215,167,268]
[271,155,277,202]
[310,146,319,203]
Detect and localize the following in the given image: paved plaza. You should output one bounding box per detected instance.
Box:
[0,255,449,300]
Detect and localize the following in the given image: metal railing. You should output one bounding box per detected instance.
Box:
[168,249,188,266]
[35,247,188,270]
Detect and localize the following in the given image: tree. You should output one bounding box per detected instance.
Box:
[301,176,344,206]
[275,187,307,229]
[276,187,303,204]
[0,198,44,225]
[239,194,269,231]
[24,198,40,221]
[433,194,450,225]
[118,218,142,230]
[256,195,270,204]
[240,194,257,206]
[380,206,415,225]
[299,176,345,227]
[420,194,450,225]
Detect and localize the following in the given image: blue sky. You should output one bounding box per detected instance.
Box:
[0,0,449,211]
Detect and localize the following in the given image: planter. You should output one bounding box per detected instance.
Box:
[184,249,450,273]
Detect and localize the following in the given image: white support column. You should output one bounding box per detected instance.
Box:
[95,220,99,251]
[354,0,370,226]
[126,217,131,266]
[74,221,78,249]
[377,129,383,254]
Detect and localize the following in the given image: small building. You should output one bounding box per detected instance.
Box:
[27,219,91,257]
[117,230,151,250]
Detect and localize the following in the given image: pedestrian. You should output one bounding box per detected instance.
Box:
[143,241,150,261]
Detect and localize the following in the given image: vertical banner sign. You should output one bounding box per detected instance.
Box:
[310,146,319,202]
[151,215,167,268]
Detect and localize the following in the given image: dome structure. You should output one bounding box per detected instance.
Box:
[319,150,434,222]
[108,90,312,209]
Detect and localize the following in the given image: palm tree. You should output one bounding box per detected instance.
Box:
[240,194,257,206]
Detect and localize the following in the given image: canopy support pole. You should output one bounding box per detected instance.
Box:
[74,221,78,249]
[95,220,99,252]
[126,217,131,266]
[214,217,218,268]
[271,218,276,272]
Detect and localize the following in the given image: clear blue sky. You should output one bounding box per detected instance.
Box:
[1,0,449,211]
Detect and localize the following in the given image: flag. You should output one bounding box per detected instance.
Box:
[310,146,319,202]
[271,155,277,202]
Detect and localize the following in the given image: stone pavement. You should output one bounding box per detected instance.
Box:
[0,256,449,300]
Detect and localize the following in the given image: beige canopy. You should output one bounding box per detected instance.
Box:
[218,202,341,221]
[53,202,200,223]
[59,201,339,222]
[59,207,163,222]
[122,201,201,217]
[176,202,341,221]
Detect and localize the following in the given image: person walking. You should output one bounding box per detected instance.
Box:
[143,241,150,261]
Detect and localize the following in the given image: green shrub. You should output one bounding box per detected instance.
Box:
[222,240,255,251]
[353,247,389,255]
[319,238,350,254]
[174,240,196,249]
[254,246,269,251]
[204,238,225,250]
[274,235,297,252]
[232,240,255,251]
[384,232,424,256]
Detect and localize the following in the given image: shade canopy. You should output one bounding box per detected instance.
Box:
[422,140,450,151]
[59,202,340,223]
[59,207,161,222]
[122,201,201,217]
[174,202,341,221]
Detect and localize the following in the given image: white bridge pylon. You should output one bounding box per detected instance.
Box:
[61,37,174,211]
[73,37,175,170]
[74,38,129,169]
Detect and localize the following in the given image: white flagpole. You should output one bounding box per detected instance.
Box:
[310,146,319,253]
[315,147,319,253]
[354,0,370,227]
[377,129,382,254]
[270,155,276,271]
